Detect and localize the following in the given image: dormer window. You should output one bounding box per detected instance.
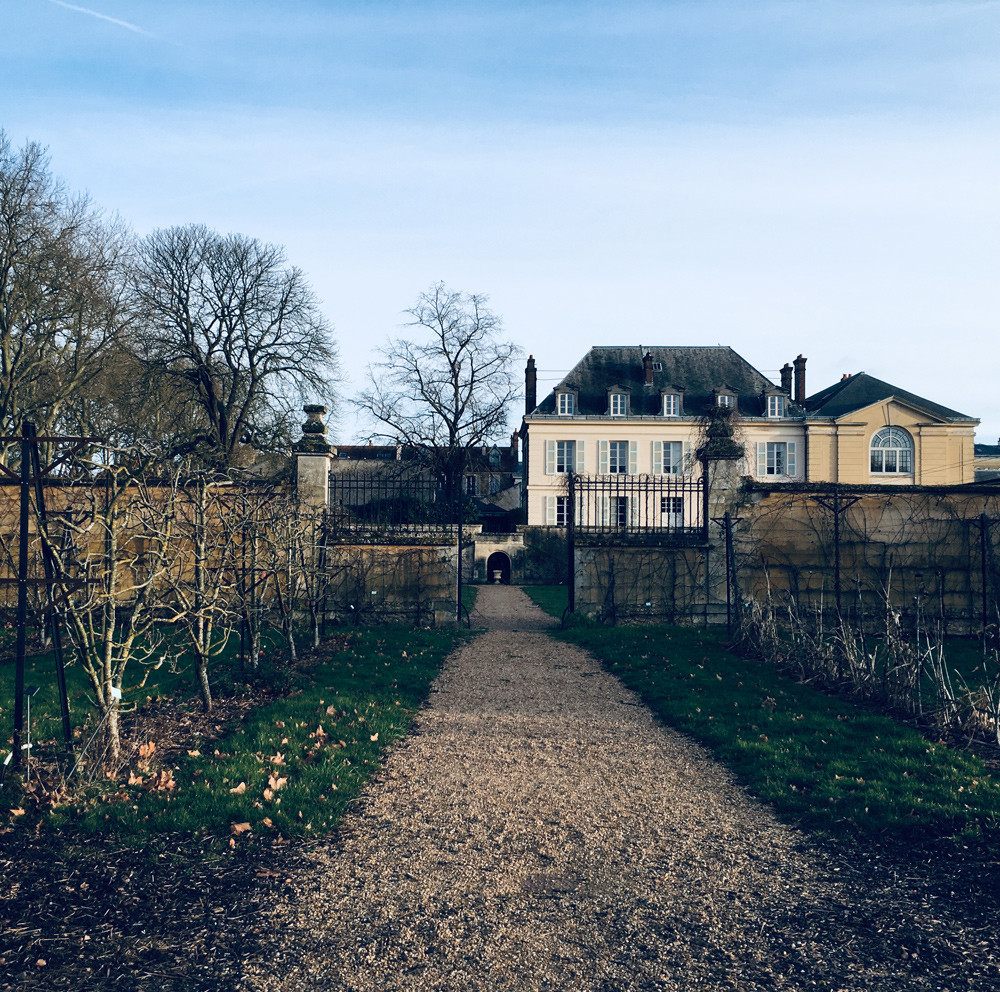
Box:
[767,394,787,418]
[662,393,681,417]
[556,392,575,415]
[609,392,628,416]
[716,391,736,409]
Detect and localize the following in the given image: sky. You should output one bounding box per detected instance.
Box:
[4,0,1000,443]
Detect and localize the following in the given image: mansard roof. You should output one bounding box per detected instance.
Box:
[533,346,781,417]
[803,373,976,423]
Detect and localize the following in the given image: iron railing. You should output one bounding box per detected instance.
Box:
[571,473,706,540]
[327,470,460,534]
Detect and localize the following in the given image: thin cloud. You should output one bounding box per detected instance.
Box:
[46,0,153,37]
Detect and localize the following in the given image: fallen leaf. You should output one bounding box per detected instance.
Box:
[229,782,247,795]
[263,788,273,801]
[370,733,379,742]
[231,822,251,834]
[10,808,25,817]
[270,752,285,766]
[187,749,201,757]
[262,817,273,828]
[325,705,337,716]
[267,774,287,792]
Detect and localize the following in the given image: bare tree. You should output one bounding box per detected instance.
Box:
[0,132,128,462]
[160,472,242,712]
[132,224,339,466]
[50,460,177,771]
[358,282,521,499]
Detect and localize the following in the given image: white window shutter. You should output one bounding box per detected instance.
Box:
[682,441,693,475]
[599,440,609,474]
[600,496,610,526]
[630,495,639,528]
[787,442,797,478]
[545,495,556,525]
[756,442,766,477]
[628,441,638,475]
[652,440,663,475]
[576,440,586,473]
[545,439,556,475]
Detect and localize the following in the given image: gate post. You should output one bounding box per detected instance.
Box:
[699,409,745,625]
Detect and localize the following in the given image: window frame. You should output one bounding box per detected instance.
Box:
[556,392,575,415]
[767,394,787,418]
[609,392,628,417]
[870,427,914,475]
[717,392,736,409]
[555,440,575,473]
[608,440,629,474]
[662,392,681,417]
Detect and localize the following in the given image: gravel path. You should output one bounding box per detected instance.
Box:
[238,587,993,991]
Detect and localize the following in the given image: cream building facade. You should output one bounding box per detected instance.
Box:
[521,347,977,527]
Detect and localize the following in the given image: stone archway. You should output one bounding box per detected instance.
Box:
[486,551,512,585]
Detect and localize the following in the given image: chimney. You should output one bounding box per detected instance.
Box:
[793,354,806,404]
[525,355,537,414]
[780,363,793,395]
[510,431,519,462]
[643,351,653,386]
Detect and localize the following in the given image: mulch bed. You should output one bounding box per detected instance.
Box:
[1,681,292,991]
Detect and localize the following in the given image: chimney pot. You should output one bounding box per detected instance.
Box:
[780,363,793,395]
[643,351,653,386]
[793,354,807,404]
[525,355,537,415]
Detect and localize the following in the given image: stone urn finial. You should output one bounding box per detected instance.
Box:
[293,404,331,453]
[698,406,744,462]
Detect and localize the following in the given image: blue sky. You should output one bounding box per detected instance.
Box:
[5,0,1000,443]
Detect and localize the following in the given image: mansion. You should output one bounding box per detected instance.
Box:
[520,346,977,527]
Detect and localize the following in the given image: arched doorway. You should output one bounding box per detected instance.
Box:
[486,551,512,585]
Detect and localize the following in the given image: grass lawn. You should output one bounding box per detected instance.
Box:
[461,584,478,616]
[0,626,289,750]
[562,622,1000,847]
[45,625,465,846]
[523,584,568,618]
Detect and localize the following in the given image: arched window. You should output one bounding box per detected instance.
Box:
[870,427,913,474]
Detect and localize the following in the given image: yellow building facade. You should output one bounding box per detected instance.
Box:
[522,349,978,526]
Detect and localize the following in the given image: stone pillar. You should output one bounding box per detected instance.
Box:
[294,405,332,508]
[698,409,746,621]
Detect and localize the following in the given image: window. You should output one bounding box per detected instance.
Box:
[755,441,797,478]
[870,427,913,474]
[556,392,575,415]
[465,475,477,495]
[555,440,575,473]
[608,441,629,474]
[545,439,584,474]
[661,496,684,528]
[489,475,501,494]
[610,392,628,416]
[663,441,683,475]
[651,361,663,371]
[662,393,680,417]
[652,440,691,475]
[717,393,735,408]
[611,496,629,528]
[767,394,787,418]
[555,496,568,526]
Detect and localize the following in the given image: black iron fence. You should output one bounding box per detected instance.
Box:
[570,473,706,540]
[327,470,469,535]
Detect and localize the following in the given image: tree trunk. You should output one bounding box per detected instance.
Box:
[195,647,213,712]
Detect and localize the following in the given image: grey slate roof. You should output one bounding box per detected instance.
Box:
[533,346,781,417]
[803,373,975,422]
